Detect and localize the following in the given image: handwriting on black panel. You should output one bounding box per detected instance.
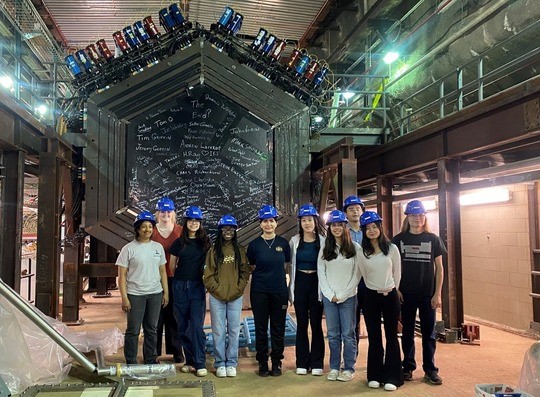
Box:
[125,85,274,238]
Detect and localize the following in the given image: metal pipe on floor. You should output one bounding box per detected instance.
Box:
[0,277,97,373]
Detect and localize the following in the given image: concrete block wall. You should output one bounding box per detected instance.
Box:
[461,184,533,331]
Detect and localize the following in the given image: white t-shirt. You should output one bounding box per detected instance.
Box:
[116,240,166,296]
[358,243,401,293]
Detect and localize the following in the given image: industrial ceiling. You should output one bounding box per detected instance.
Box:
[38,0,329,51]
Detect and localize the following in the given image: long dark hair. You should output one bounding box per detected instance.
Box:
[214,228,242,269]
[298,216,325,251]
[361,221,391,257]
[322,225,356,260]
[178,219,211,253]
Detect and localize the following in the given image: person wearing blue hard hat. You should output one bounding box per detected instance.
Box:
[343,195,367,352]
[319,209,361,382]
[152,198,184,364]
[203,215,250,378]
[116,210,168,365]
[358,211,403,391]
[288,204,326,376]
[247,204,291,377]
[169,205,211,377]
[392,200,447,386]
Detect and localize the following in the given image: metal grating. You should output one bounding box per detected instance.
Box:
[0,0,71,80]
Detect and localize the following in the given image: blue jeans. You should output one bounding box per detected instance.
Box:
[323,296,357,372]
[209,295,243,368]
[124,292,162,364]
[173,279,207,370]
[401,293,438,374]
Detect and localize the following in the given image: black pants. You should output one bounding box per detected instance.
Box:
[355,278,367,346]
[363,288,403,386]
[156,277,183,360]
[293,271,325,370]
[250,288,288,364]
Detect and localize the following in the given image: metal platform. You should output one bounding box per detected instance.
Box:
[20,380,216,397]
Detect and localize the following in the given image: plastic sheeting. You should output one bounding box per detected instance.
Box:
[0,295,123,394]
[519,341,540,397]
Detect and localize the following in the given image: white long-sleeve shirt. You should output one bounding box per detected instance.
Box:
[317,242,362,303]
[358,243,401,293]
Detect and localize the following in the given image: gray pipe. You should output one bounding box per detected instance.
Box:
[0,278,97,373]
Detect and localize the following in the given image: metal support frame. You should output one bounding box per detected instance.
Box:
[529,182,540,330]
[61,163,83,324]
[437,159,464,329]
[88,238,117,298]
[35,152,61,318]
[0,150,24,291]
[317,167,337,215]
[376,176,393,238]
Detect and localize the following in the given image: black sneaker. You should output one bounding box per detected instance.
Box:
[424,372,443,385]
[258,362,269,377]
[271,362,282,376]
[403,370,413,381]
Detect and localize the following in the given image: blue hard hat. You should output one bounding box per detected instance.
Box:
[156,197,175,211]
[404,200,426,215]
[185,205,204,220]
[258,204,278,220]
[360,211,382,227]
[134,210,156,226]
[343,195,363,210]
[326,209,347,225]
[298,204,319,218]
[218,214,238,228]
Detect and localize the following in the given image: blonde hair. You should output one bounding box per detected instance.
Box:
[400,216,432,233]
[154,210,177,225]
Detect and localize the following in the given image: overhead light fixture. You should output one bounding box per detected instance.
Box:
[342,91,355,100]
[383,51,399,64]
[460,188,511,206]
[313,115,323,123]
[0,75,13,90]
[36,104,47,116]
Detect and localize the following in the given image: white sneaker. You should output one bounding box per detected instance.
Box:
[196,368,208,377]
[180,365,193,373]
[368,380,380,388]
[384,383,397,391]
[296,368,308,375]
[216,366,226,378]
[337,370,355,382]
[327,369,339,381]
[311,368,323,376]
[226,367,237,377]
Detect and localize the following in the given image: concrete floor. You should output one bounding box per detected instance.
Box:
[58,290,537,397]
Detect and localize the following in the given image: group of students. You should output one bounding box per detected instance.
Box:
[115,195,446,390]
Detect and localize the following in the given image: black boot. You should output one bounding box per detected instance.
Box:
[271,361,282,376]
[258,361,269,377]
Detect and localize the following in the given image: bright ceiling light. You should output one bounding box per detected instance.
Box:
[36,105,47,115]
[313,115,323,123]
[342,91,355,100]
[383,51,399,64]
[460,188,511,206]
[0,75,13,89]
